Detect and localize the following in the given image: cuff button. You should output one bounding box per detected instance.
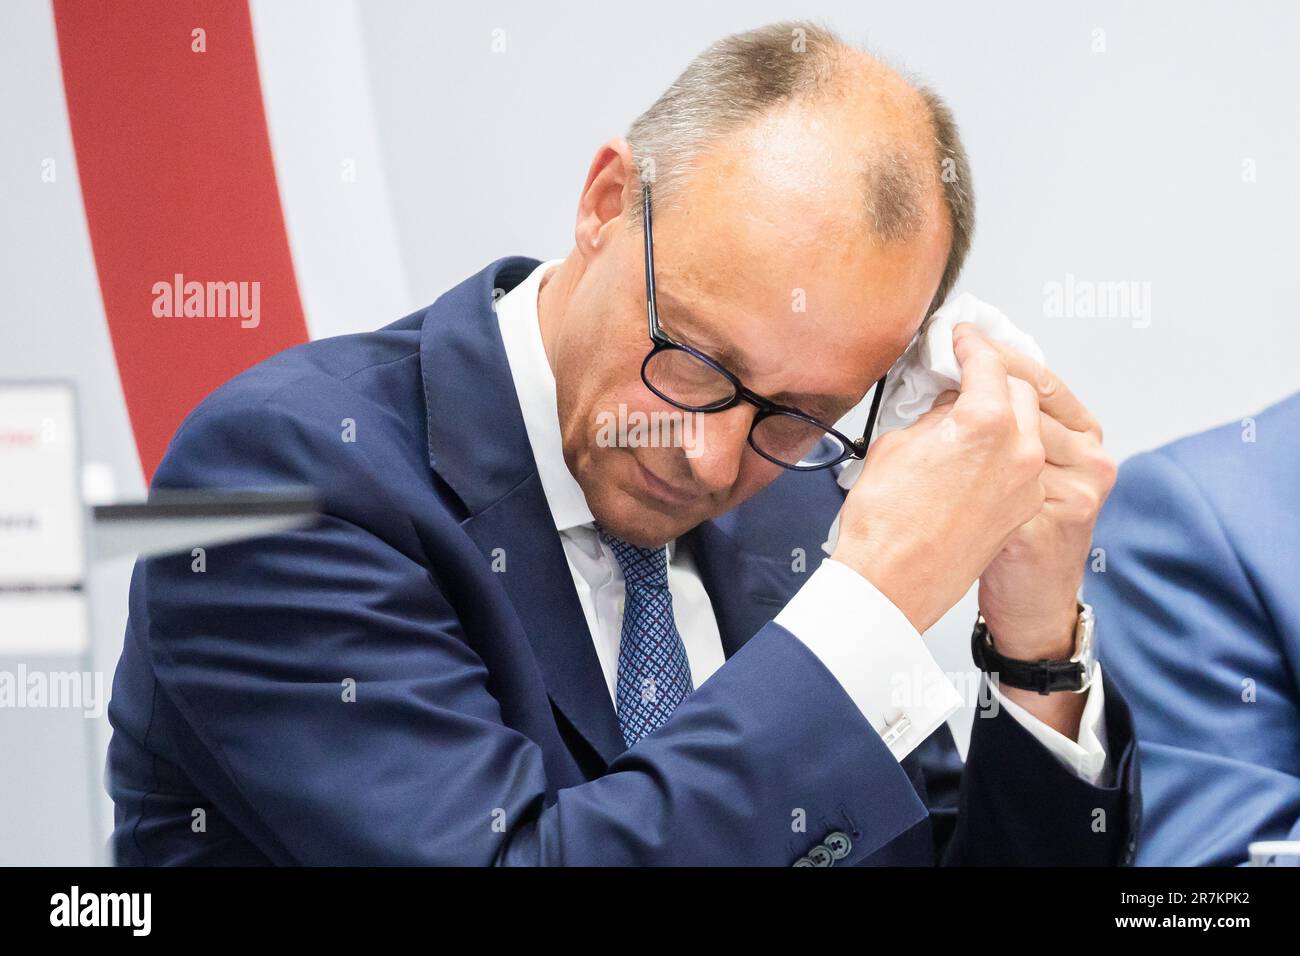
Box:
[824,831,852,860]
[807,844,834,867]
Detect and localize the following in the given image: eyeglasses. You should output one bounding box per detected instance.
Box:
[638,182,887,471]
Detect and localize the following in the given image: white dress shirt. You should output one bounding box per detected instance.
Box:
[496,258,1110,785]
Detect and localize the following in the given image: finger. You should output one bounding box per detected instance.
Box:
[1007,377,1041,444]
[1039,411,1087,465]
[1039,463,1108,524]
[932,389,959,408]
[983,338,1098,437]
[1039,463,1084,509]
[1040,412,1117,484]
[952,324,1011,407]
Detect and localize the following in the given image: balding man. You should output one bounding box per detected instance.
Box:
[107,22,1137,866]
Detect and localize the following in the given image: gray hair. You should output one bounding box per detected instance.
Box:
[627,21,974,318]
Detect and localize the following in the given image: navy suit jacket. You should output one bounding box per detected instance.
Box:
[1089,392,1300,865]
[108,257,1138,866]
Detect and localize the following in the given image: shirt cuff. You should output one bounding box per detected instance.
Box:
[987,666,1112,787]
[774,558,963,762]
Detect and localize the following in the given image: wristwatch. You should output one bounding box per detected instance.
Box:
[970,602,1096,694]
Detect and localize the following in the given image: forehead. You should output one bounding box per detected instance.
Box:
[653,101,945,309]
[645,168,948,403]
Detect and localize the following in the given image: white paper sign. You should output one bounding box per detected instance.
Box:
[0,383,84,588]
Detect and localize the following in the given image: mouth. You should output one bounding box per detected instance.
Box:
[632,457,700,507]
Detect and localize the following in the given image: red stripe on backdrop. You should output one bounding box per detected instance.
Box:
[53,0,308,482]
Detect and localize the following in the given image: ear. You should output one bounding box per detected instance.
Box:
[575,139,637,260]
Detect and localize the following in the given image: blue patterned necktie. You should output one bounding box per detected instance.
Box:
[598,528,695,748]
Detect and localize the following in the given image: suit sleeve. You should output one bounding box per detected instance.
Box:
[936,678,1138,865]
[1088,450,1300,865]
[872,673,1136,867]
[131,388,932,866]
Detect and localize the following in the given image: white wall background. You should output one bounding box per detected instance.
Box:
[2,0,1297,863]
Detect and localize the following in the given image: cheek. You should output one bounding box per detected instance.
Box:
[585,352,652,418]
[713,443,785,506]
[738,451,784,488]
[560,299,649,415]
[557,341,654,457]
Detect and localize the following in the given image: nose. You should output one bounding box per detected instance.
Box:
[684,403,755,494]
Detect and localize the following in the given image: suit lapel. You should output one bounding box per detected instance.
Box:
[461,476,627,764]
[419,257,625,766]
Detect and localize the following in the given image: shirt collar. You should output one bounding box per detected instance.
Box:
[495,258,597,533]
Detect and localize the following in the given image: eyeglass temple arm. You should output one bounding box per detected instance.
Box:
[642,183,657,337]
[855,374,889,454]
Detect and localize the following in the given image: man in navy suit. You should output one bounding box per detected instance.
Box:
[108,23,1137,865]
[1088,392,1300,865]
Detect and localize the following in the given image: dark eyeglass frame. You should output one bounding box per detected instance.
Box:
[638,181,888,471]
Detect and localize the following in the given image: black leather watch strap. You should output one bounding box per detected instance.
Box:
[970,613,1089,694]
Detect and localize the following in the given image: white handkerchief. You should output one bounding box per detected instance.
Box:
[823,292,1045,556]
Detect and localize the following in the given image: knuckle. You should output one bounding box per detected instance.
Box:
[1037,369,1062,400]
[1009,377,1037,402]
[1001,528,1035,560]
[1018,438,1046,472]
[958,397,1009,434]
[1073,488,1102,522]
[1094,451,1119,491]
[1058,480,1102,524]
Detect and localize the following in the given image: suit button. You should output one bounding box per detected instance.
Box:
[792,856,815,867]
[807,844,834,867]
[824,831,852,860]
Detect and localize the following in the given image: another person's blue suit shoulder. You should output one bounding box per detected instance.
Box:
[108,257,1138,865]
[1089,392,1300,865]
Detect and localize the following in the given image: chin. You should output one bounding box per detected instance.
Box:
[603,516,679,549]
[574,454,697,548]
[588,489,691,548]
